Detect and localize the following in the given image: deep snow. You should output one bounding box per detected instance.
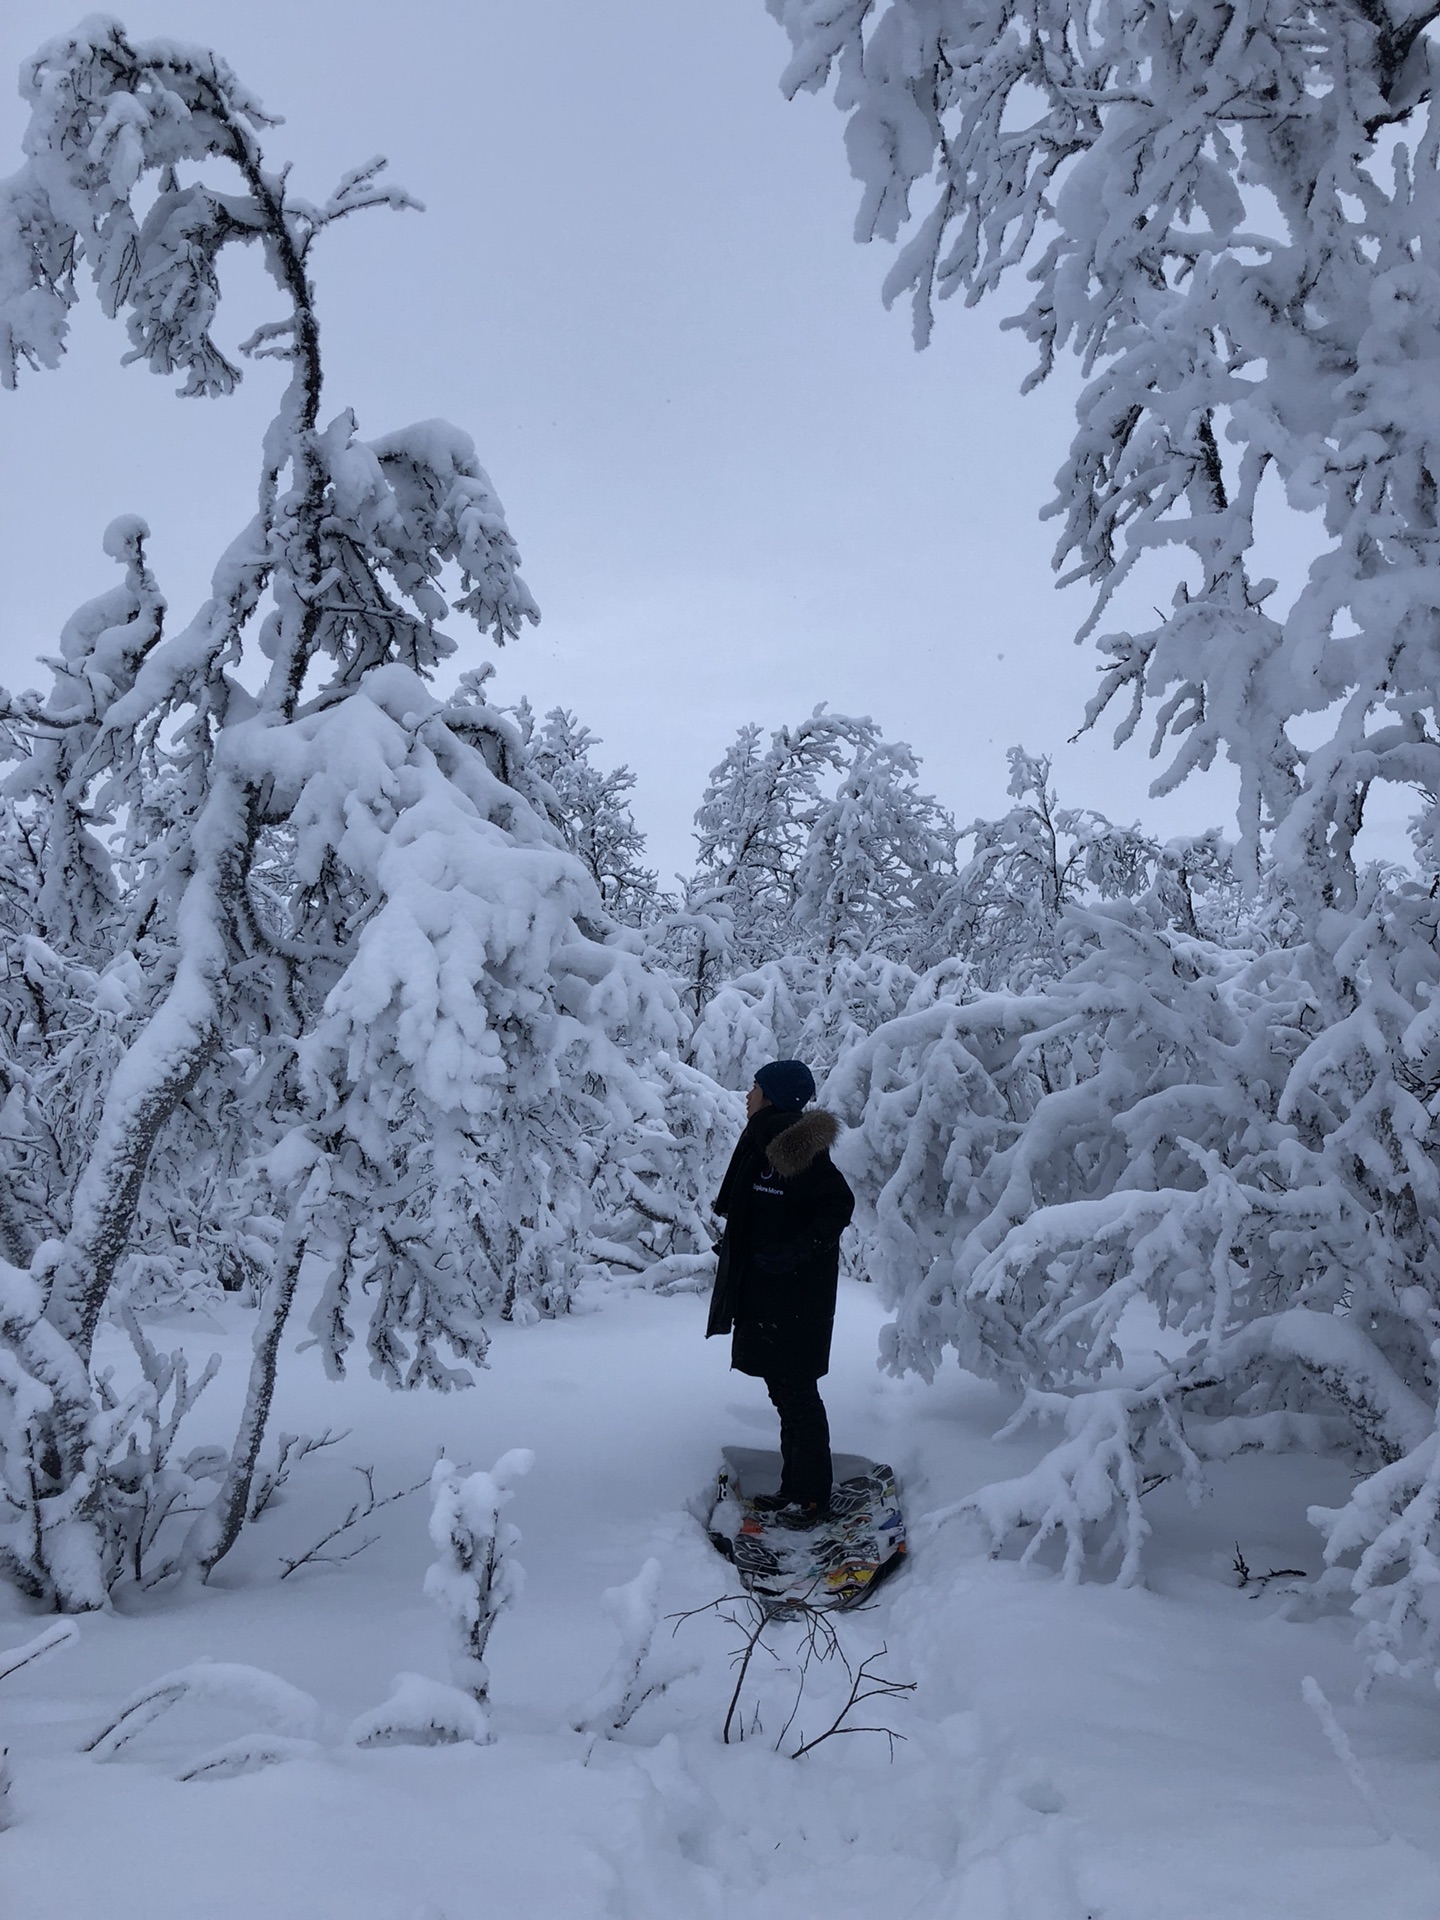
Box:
[3,1278,1437,1919]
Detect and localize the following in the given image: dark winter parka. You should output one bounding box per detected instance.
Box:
[706,1106,855,1380]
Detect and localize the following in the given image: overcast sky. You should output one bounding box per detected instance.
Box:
[0,0,1260,882]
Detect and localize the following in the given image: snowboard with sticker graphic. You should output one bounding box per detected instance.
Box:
[706,1446,905,1613]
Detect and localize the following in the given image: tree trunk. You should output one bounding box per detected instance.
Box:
[186,1204,311,1579]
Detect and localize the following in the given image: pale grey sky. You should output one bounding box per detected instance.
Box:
[0,0,1260,882]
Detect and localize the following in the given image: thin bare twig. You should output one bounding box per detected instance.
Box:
[1233,1541,1307,1591]
[789,1643,916,1759]
[277,1466,427,1579]
[668,1593,914,1756]
[249,1427,347,1521]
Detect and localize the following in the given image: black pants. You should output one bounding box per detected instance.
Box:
[764,1374,832,1506]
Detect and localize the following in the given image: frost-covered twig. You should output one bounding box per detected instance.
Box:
[277,1465,427,1579]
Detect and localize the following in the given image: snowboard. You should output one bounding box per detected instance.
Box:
[706,1446,905,1613]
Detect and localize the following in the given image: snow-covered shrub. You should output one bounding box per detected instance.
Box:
[1312,1397,1440,1699]
[827,880,1440,1601]
[346,1672,490,1749]
[0,1618,78,1829]
[83,1658,325,1783]
[424,1450,533,1706]
[952,1383,1208,1588]
[585,1051,743,1286]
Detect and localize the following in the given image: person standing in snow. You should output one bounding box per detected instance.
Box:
[706,1059,855,1521]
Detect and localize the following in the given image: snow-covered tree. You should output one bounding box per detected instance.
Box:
[770,0,1440,1683]
[516,702,662,927]
[676,710,954,1083]
[792,731,954,965]
[424,1450,533,1707]
[826,885,1437,1567]
[915,747,1203,989]
[766,0,1440,898]
[666,710,861,1014]
[0,21,718,1610]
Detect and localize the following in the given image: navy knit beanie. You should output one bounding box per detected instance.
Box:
[753,1059,816,1112]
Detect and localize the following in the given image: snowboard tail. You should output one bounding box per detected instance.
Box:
[707,1447,905,1612]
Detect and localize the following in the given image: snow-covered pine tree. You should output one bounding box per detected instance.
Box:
[0,21,713,1610]
[770,0,1440,1672]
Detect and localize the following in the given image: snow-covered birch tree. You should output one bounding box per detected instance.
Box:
[515,702,662,927]
[914,747,1208,988]
[680,710,955,1084]
[766,0,1440,896]
[769,0,1440,1665]
[665,709,862,1016]
[0,20,716,1610]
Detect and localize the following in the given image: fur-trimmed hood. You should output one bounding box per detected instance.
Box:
[766,1108,840,1179]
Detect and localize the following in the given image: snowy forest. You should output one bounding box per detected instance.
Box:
[2,8,1439,1917]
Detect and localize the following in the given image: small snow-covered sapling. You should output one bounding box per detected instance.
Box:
[424,1450,534,1704]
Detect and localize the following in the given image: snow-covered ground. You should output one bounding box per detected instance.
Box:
[3,1279,1437,1919]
